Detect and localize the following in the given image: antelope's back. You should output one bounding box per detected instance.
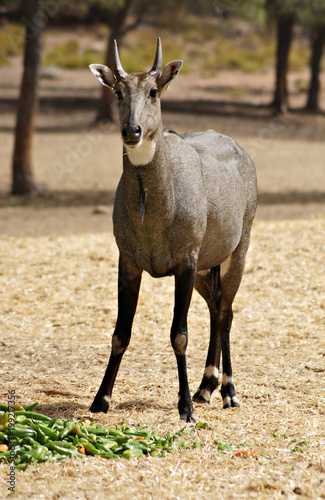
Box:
[183,130,257,219]
[181,130,257,269]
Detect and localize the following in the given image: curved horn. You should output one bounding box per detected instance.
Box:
[113,39,128,80]
[148,38,162,76]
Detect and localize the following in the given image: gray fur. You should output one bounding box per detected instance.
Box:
[89,40,257,422]
[114,129,256,277]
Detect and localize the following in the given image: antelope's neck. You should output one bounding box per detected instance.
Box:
[122,131,175,225]
[124,137,157,166]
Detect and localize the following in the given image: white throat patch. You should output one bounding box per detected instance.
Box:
[124,138,156,166]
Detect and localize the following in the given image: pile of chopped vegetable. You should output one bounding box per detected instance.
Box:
[0,403,196,470]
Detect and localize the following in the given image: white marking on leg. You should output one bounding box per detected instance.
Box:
[220,256,231,280]
[173,332,187,355]
[124,138,156,166]
[204,365,219,379]
[231,396,239,405]
[111,336,124,356]
[103,395,111,405]
[223,396,231,406]
[199,389,211,402]
[222,374,233,386]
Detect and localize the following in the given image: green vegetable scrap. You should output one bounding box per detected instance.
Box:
[195,421,215,430]
[214,439,233,452]
[0,403,202,468]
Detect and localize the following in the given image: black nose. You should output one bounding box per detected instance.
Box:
[122,124,142,144]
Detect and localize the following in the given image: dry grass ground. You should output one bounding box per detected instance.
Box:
[0,217,324,499]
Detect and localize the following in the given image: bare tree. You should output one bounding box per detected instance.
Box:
[95,0,134,123]
[306,25,325,111]
[272,12,295,114]
[11,0,43,195]
[265,0,296,114]
[267,0,325,114]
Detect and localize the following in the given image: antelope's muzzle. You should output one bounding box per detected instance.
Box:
[122,124,142,146]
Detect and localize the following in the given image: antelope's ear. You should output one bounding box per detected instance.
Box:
[158,60,183,94]
[89,64,116,90]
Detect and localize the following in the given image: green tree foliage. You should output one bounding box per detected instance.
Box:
[296,0,325,26]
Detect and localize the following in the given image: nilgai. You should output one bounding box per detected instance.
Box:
[89,38,257,422]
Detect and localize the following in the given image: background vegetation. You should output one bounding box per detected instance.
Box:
[0,0,319,74]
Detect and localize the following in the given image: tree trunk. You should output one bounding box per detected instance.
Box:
[95,0,133,123]
[306,25,325,111]
[11,0,43,195]
[272,14,294,114]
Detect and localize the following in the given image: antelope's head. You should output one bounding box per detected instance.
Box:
[89,38,183,165]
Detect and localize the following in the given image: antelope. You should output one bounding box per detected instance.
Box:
[89,39,257,422]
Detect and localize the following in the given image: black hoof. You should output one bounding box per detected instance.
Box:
[89,395,110,413]
[222,397,240,409]
[221,381,239,409]
[180,412,196,424]
[193,390,210,404]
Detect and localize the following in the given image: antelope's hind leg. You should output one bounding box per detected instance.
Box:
[193,267,222,404]
[193,253,245,409]
[217,251,247,409]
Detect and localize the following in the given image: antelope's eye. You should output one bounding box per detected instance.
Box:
[149,88,158,98]
[115,90,123,100]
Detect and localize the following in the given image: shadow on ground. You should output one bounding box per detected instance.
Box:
[1,189,325,208]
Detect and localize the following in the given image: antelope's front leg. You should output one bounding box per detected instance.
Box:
[171,262,196,423]
[90,256,142,413]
